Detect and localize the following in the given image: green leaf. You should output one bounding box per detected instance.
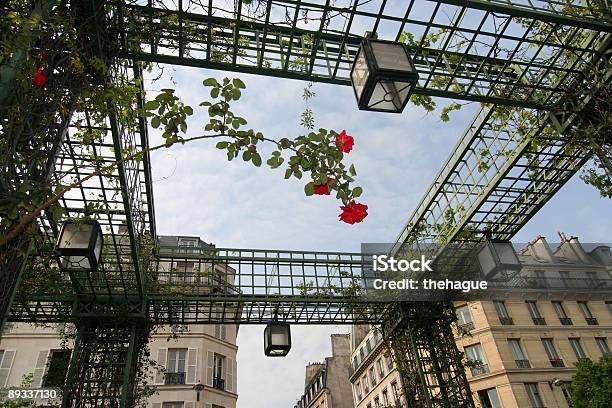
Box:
[232,88,241,100]
[280,138,292,149]
[144,100,159,110]
[243,150,252,161]
[216,141,229,149]
[50,206,64,222]
[151,116,161,129]
[203,78,218,87]
[349,164,357,176]
[233,78,246,89]
[211,87,220,98]
[304,182,314,196]
[284,168,292,179]
[352,187,363,198]
[184,105,194,115]
[252,153,262,167]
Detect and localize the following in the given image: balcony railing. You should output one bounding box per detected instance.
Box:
[532,317,546,325]
[213,376,225,390]
[559,318,573,326]
[585,317,598,325]
[515,359,531,368]
[164,372,186,385]
[470,364,490,377]
[499,317,514,325]
[457,322,475,332]
[549,358,565,368]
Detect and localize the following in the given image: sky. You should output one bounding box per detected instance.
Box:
[144,64,611,407]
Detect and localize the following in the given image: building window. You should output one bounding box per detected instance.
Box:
[534,270,547,287]
[382,388,389,406]
[43,350,72,388]
[368,366,377,386]
[606,301,612,315]
[586,271,599,287]
[365,338,372,353]
[561,384,573,407]
[508,339,530,368]
[494,301,513,325]
[355,382,363,402]
[361,374,369,394]
[595,337,610,355]
[477,388,502,408]
[455,305,474,331]
[526,301,546,325]
[162,403,184,408]
[213,353,225,390]
[464,343,489,376]
[552,301,572,325]
[359,347,365,361]
[569,338,588,361]
[376,358,384,379]
[166,349,187,385]
[541,338,564,367]
[366,404,372,408]
[578,301,598,325]
[525,383,545,408]
[386,355,394,370]
[374,396,381,408]
[390,381,399,403]
[214,324,227,341]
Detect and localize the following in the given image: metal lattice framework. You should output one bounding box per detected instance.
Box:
[1,0,611,407]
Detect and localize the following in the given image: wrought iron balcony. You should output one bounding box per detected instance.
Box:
[499,317,514,325]
[164,372,186,385]
[515,359,531,368]
[585,317,598,325]
[457,322,474,332]
[532,317,546,325]
[213,376,225,390]
[549,358,565,368]
[470,364,489,377]
[559,318,573,326]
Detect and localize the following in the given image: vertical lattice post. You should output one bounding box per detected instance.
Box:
[382,302,474,408]
[61,319,149,408]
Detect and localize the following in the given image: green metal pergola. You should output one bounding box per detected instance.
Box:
[1,0,610,407]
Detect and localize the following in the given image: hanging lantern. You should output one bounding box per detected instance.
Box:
[350,32,419,113]
[264,321,291,357]
[55,220,103,271]
[477,240,521,280]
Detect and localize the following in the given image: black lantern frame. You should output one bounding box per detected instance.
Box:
[350,32,419,113]
[477,240,521,280]
[264,321,291,357]
[55,219,104,272]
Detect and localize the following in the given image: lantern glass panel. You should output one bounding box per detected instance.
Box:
[367,80,413,111]
[351,48,369,100]
[271,326,289,346]
[62,255,92,270]
[58,223,91,250]
[93,228,103,263]
[370,41,412,71]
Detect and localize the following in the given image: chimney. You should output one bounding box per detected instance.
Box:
[330,334,351,357]
[527,236,554,261]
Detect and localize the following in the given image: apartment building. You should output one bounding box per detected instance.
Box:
[293,334,354,408]
[0,235,238,408]
[347,235,611,408]
[348,327,402,408]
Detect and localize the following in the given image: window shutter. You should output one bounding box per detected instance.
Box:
[32,350,49,387]
[214,325,220,339]
[152,403,161,408]
[221,325,227,341]
[186,348,197,384]
[185,402,195,408]
[206,351,214,386]
[155,348,167,385]
[226,356,234,393]
[0,350,16,387]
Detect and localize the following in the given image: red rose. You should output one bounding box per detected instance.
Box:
[338,201,368,224]
[249,144,257,153]
[314,184,329,195]
[313,177,334,196]
[335,130,354,153]
[32,68,46,86]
